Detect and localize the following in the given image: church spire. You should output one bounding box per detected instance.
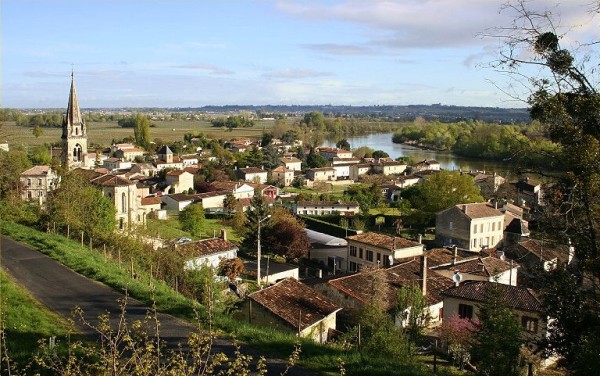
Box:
[65,70,83,130]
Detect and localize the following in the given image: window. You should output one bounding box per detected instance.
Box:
[27,179,31,187]
[480,224,483,233]
[492,222,496,231]
[366,250,374,262]
[458,304,473,319]
[377,253,381,263]
[359,248,363,259]
[349,261,357,272]
[521,317,538,333]
[349,246,357,257]
[473,239,477,248]
[474,224,477,234]
[449,221,454,230]
[38,178,42,186]
[122,192,127,213]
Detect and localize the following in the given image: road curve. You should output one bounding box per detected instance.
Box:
[0,236,310,375]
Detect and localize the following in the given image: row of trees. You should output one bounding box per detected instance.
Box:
[211,115,255,129]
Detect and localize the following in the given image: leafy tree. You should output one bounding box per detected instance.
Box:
[372,150,389,159]
[353,146,374,159]
[396,285,429,341]
[223,193,237,213]
[218,257,245,282]
[242,195,272,252]
[336,139,350,150]
[0,150,36,223]
[178,203,205,237]
[439,314,478,370]
[306,148,328,168]
[488,2,600,372]
[263,208,310,261]
[28,145,52,165]
[345,183,383,215]
[45,171,116,241]
[472,284,524,376]
[408,171,483,214]
[133,113,152,150]
[32,125,43,138]
[302,112,325,130]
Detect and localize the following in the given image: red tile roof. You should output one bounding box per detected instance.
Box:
[442,281,542,313]
[178,237,238,256]
[21,165,52,176]
[91,174,133,187]
[250,278,341,331]
[347,232,422,251]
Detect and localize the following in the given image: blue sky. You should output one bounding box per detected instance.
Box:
[2,0,597,108]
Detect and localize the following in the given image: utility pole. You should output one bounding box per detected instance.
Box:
[256,214,271,287]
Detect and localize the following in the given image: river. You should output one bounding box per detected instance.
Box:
[323,133,511,173]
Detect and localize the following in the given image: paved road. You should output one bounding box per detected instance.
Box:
[1,236,309,375]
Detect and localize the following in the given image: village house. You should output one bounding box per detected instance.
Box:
[331,157,360,166]
[465,171,506,192]
[103,158,132,171]
[314,258,453,327]
[318,147,352,161]
[271,166,294,186]
[19,165,59,204]
[179,232,238,270]
[306,229,348,275]
[346,232,424,272]
[435,203,505,252]
[246,278,342,343]
[307,167,336,182]
[427,247,519,286]
[211,181,255,199]
[372,160,407,176]
[236,167,268,184]
[113,144,145,162]
[280,156,302,171]
[294,200,360,216]
[442,281,546,344]
[515,177,544,207]
[180,154,200,167]
[244,259,299,285]
[164,170,194,194]
[411,159,441,173]
[161,191,229,212]
[331,163,353,180]
[129,163,158,177]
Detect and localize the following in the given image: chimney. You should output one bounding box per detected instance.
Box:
[420,255,428,296]
[393,236,397,250]
[462,204,467,213]
[418,234,423,244]
[221,228,227,241]
[452,246,458,265]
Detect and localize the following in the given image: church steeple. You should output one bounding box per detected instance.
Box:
[62,70,88,169]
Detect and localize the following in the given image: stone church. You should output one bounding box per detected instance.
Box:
[62,71,88,170]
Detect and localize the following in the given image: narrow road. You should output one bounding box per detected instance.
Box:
[1,236,308,375]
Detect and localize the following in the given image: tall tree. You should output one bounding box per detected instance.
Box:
[471,284,524,376]
[263,208,310,261]
[488,2,600,372]
[336,139,350,150]
[178,203,205,237]
[133,113,151,150]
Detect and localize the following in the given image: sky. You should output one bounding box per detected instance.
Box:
[2,0,598,109]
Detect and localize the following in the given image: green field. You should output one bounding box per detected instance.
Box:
[0,118,277,149]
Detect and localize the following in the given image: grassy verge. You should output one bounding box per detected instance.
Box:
[1,221,442,375]
[143,215,242,244]
[0,268,77,367]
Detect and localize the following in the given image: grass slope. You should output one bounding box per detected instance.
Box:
[1,221,451,376]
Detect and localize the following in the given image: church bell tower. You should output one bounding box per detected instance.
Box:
[62,71,88,169]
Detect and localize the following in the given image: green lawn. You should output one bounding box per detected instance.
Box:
[0,268,76,367]
[143,214,242,244]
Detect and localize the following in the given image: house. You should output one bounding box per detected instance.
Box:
[19,165,59,204]
[435,203,505,252]
[318,147,352,161]
[349,163,371,180]
[427,247,519,286]
[307,167,335,182]
[161,191,229,212]
[114,145,145,162]
[306,229,348,275]
[346,232,424,272]
[504,239,574,287]
[466,171,506,192]
[442,281,545,342]
[164,170,194,194]
[315,258,453,327]
[294,200,360,216]
[412,159,441,172]
[331,157,360,166]
[103,158,132,171]
[180,154,200,167]
[271,166,294,186]
[331,163,352,180]
[372,161,407,176]
[280,156,302,171]
[244,259,299,285]
[246,278,342,343]
[236,167,268,184]
[248,183,279,200]
[211,181,255,199]
[180,233,238,270]
[515,177,544,207]
[129,163,158,177]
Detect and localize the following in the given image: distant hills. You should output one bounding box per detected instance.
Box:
[170,104,531,124]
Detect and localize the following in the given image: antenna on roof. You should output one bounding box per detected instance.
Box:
[452,271,463,286]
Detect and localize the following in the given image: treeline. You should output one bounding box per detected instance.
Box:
[392,119,562,168]
[210,115,255,129]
